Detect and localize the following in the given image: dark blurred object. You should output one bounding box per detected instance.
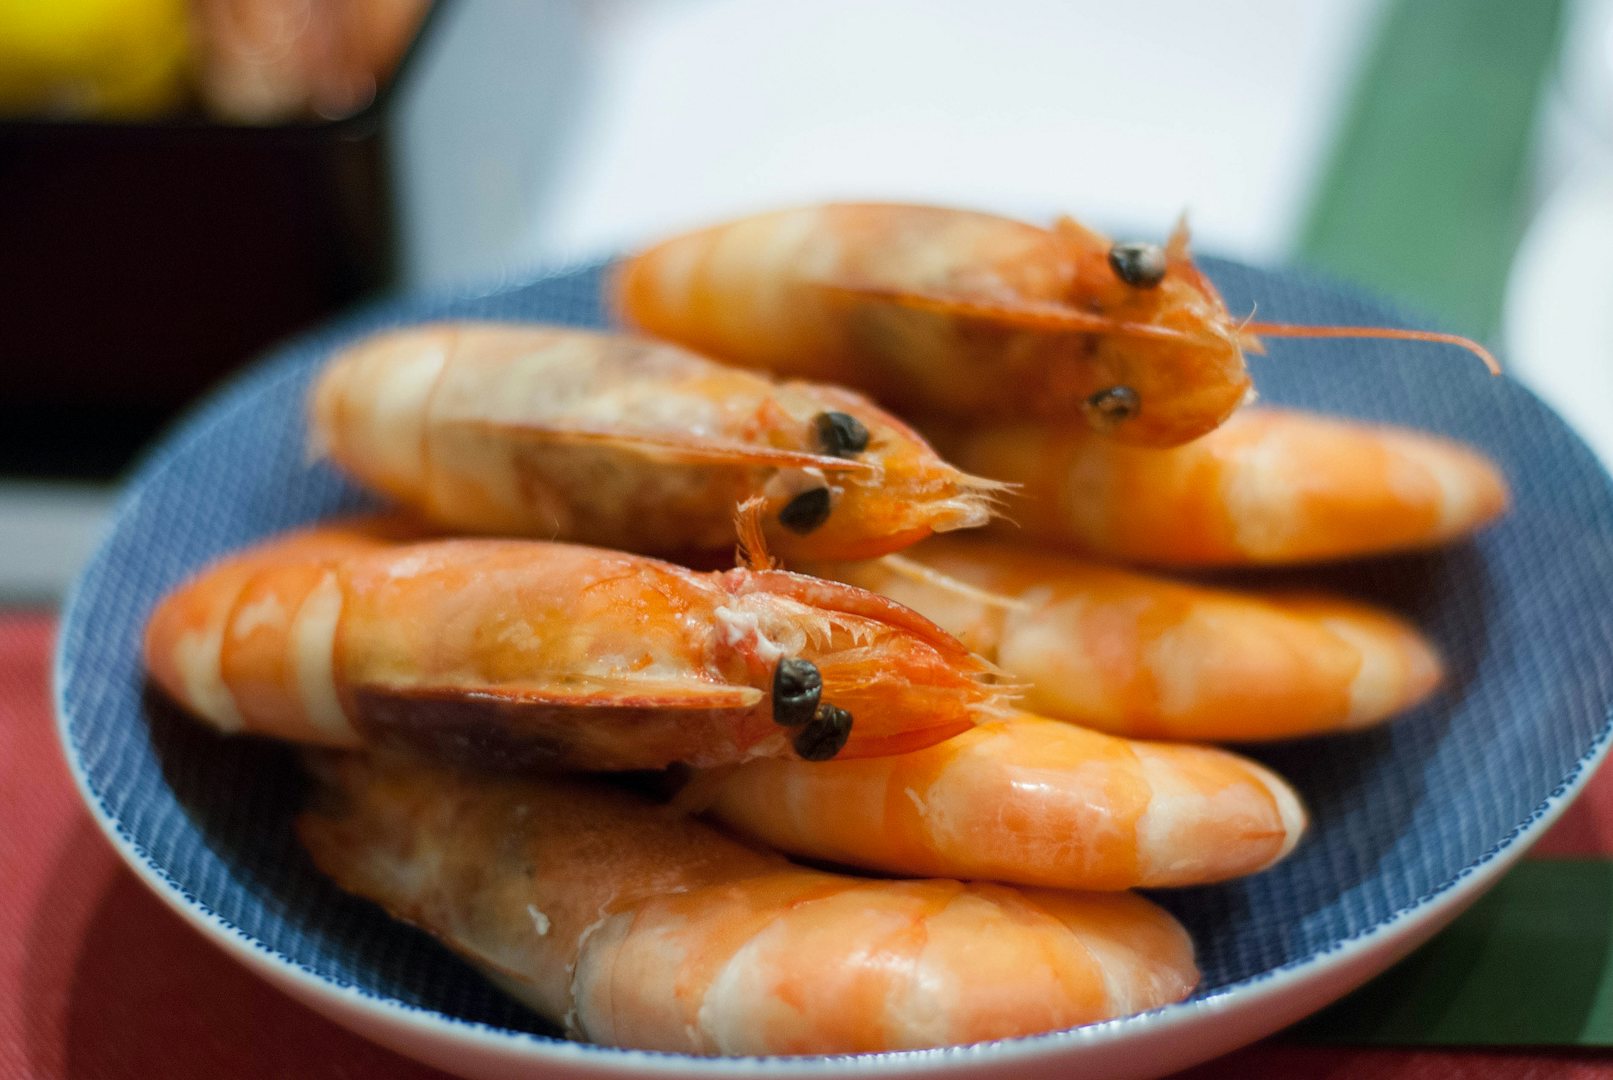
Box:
[0,2,441,480]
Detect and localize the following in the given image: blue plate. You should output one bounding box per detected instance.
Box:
[54,258,1613,1077]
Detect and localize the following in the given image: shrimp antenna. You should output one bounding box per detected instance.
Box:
[878,555,1031,613]
[1240,321,1501,376]
[733,496,780,571]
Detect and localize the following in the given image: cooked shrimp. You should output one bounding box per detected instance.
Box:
[932,408,1509,566]
[298,752,1198,1055]
[616,203,1497,447]
[816,537,1443,741]
[311,323,999,561]
[143,521,1003,770]
[692,712,1306,889]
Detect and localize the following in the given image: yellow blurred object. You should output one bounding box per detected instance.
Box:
[0,0,191,118]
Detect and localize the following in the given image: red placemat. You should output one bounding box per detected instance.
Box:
[0,614,447,1080]
[4,613,1606,1079]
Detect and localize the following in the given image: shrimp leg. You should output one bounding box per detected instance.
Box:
[814,537,1443,741]
[694,712,1306,890]
[299,753,1198,1055]
[931,408,1509,566]
[143,521,1004,770]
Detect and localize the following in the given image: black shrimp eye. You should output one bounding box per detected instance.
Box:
[779,487,832,534]
[793,703,853,761]
[772,658,823,727]
[1085,385,1140,425]
[1108,242,1167,289]
[812,411,870,458]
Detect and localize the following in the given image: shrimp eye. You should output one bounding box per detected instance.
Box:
[779,487,832,533]
[1108,242,1167,289]
[1085,385,1140,426]
[794,703,853,761]
[812,411,870,457]
[772,658,823,727]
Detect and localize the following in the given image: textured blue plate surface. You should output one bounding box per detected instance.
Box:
[56,258,1613,1059]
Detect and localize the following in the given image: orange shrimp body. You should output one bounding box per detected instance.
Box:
[934,408,1510,566]
[143,522,1001,770]
[616,203,1253,446]
[299,754,1199,1055]
[696,712,1306,889]
[312,323,996,561]
[818,537,1443,741]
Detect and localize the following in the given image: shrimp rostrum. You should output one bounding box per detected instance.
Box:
[617,203,1497,447]
[299,753,1198,1055]
[312,323,1000,561]
[143,520,1003,770]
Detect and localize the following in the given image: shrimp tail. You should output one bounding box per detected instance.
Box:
[1239,322,1502,375]
[441,419,874,473]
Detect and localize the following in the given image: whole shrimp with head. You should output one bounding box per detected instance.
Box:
[312,324,1001,561]
[617,203,1499,447]
[142,519,1005,771]
[300,754,1199,1055]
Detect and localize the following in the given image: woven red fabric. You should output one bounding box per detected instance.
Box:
[0,614,449,1080]
[1530,755,1613,858]
[3,613,1605,1078]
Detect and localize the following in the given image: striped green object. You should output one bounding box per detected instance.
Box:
[1296,861,1613,1045]
[1290,0,1597,1047]
[1295,0,1563,338]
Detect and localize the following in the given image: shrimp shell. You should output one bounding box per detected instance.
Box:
[817,537,1443,741]
[298,752,1199,1055]
[932,408,1510,566]
[143,520,1004,770]
[694,712,1307,889]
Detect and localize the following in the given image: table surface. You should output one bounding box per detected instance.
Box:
[5,612,1611,1079]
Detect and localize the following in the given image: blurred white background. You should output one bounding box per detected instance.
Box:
[393,0,1386,281]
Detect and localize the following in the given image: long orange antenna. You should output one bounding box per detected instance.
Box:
[1241,321,1501,376]
[815,282,1213,347]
